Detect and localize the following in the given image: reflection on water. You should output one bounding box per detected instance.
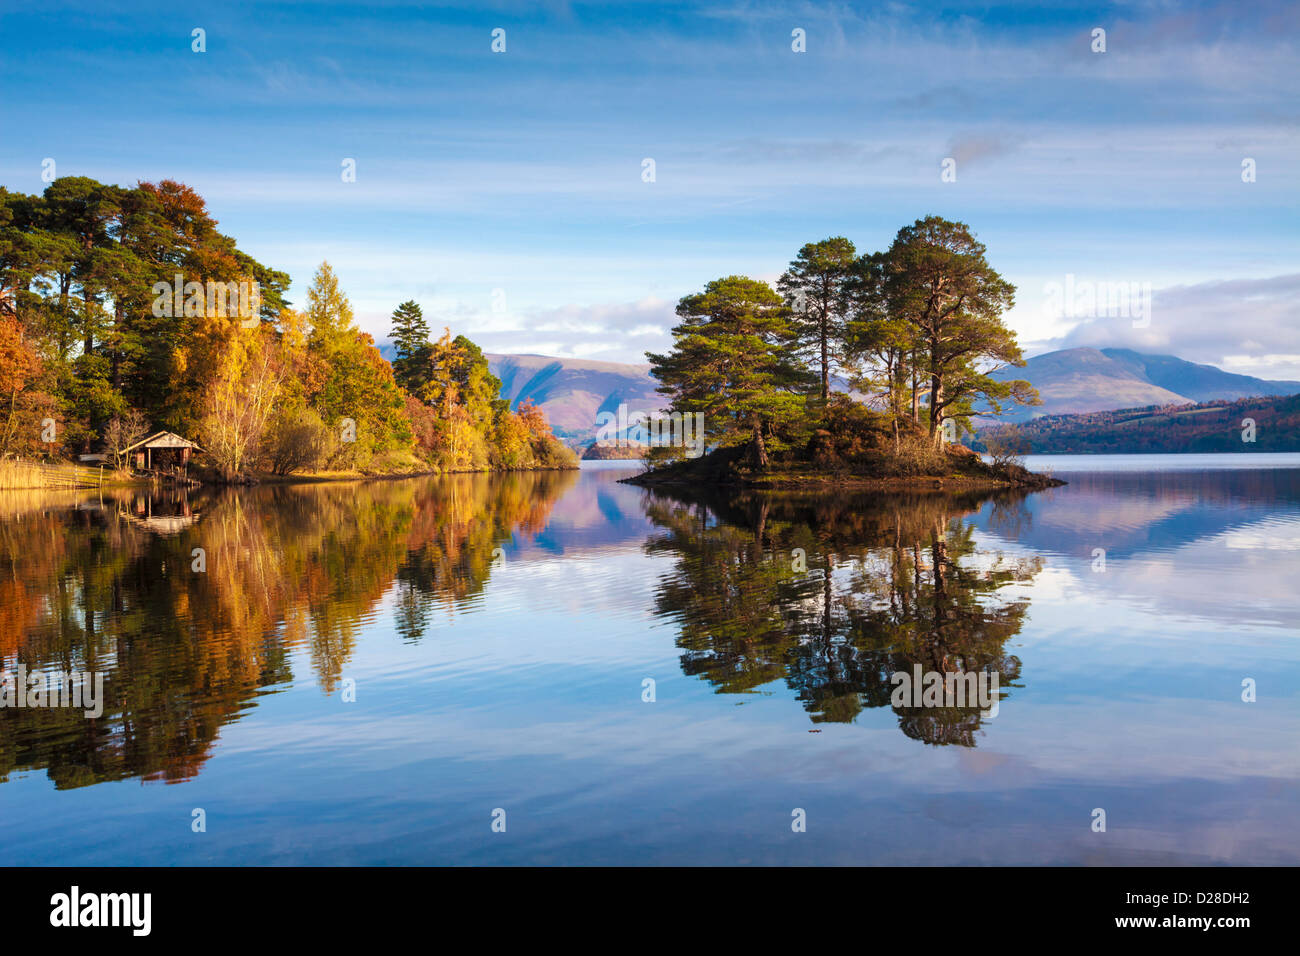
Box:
[0,459,1297,865]
[0,471,578,788]
[644,487,1041,743]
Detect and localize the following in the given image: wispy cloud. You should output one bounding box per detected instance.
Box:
[3,0,1296,366]
[1053,273,1300,380]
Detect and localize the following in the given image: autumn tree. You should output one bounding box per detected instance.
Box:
[0,177,572,477]
[200,327,285,479]
[304,263,413,468]
[0,315,46,456]
[101,408,150,468]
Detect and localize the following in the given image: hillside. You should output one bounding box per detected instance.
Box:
[976,393,1300,454]
[476,347,1300,443]
[486,354,664,445]
[988,347,1299,421]
[1098,348,1300,402]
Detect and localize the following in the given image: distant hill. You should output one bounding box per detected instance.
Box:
[385,344,1299,448]
[989,348,1300,421]
[373,346,663,447]
[487,354,664,445]
[1098,348,1300,402]
[976,393,1300,454]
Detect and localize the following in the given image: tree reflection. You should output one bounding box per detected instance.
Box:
[643,486,1043,745]
[0,469,575,788]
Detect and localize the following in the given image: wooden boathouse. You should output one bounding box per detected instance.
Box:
[121,431,203,477]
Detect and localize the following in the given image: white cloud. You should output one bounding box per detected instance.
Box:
[1050,273,1300,380]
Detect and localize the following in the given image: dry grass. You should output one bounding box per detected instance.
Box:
[0,460,47,489]
[0,460,138,490]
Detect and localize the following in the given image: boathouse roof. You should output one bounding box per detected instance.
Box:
[122,431,204,453]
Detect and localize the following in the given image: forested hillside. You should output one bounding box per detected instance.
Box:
[0,177,574,479]
[976,394,1300,454]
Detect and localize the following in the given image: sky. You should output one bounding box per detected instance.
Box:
[2,0,1297,375]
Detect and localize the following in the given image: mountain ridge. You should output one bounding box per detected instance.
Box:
[989,347,1299,421]
[486,353,664,442]
[376,345,1299,446]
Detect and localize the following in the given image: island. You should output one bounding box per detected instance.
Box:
[621,217,1062,492]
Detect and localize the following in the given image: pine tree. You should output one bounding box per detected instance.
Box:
[877,217,1035,445]
[777,236,857,406]
[389,299,431,394]
[647,276,812,468]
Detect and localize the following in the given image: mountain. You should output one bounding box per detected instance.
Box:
[1097,348,1300,402]
[399,344,1299,445]
[487,354,664,444]
[989,348,1300,421]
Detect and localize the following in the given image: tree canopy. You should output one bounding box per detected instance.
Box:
[0,176,574,478]
[648,217,1038,470]
[648,275,812,467]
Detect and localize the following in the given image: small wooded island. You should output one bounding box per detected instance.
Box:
[623,216,1063,492]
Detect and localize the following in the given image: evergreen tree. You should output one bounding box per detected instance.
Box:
[389,299,431,394]
[777,236,856,406]
[648,276,811,468]
[877,217,1036,445]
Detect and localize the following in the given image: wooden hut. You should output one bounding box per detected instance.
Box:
[122,431,203,477]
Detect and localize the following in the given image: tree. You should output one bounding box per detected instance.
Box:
[419,330,500,418]
[306,261,355,350]
[40,177,123,357]
[0,177,572,478]
[842,250,921,451]
[878,216,1036,446]
[0,315,47,457]
[200,328,285,479]
[262,404,332,475]
[983,424,1031,470]
[304,263,414,467]
[101,408,150,468]
[648,276,811,468]
[389,300,432,394]
[777,237,857,405]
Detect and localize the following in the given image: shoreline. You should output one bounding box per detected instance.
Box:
[618,445,1066,493]
[0,462,580,493]
[240,463,580,486]
[621,471,1066,492]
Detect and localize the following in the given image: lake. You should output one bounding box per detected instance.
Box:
[1,454,1298,865]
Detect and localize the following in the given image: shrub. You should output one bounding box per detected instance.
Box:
[263,404,332,475]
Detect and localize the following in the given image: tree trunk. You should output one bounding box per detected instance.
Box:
[112,302,123,388]
[929,373,944,447]
[84,290,94,355]
[749,419,769,469]
[910,349,919,422]
[820,323,829,404]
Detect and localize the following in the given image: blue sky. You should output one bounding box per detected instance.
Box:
[2,0,1297,374]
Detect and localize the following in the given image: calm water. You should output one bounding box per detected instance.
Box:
[1,454,1298,865]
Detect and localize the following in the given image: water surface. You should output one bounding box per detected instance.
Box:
[1,455,1296,865]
